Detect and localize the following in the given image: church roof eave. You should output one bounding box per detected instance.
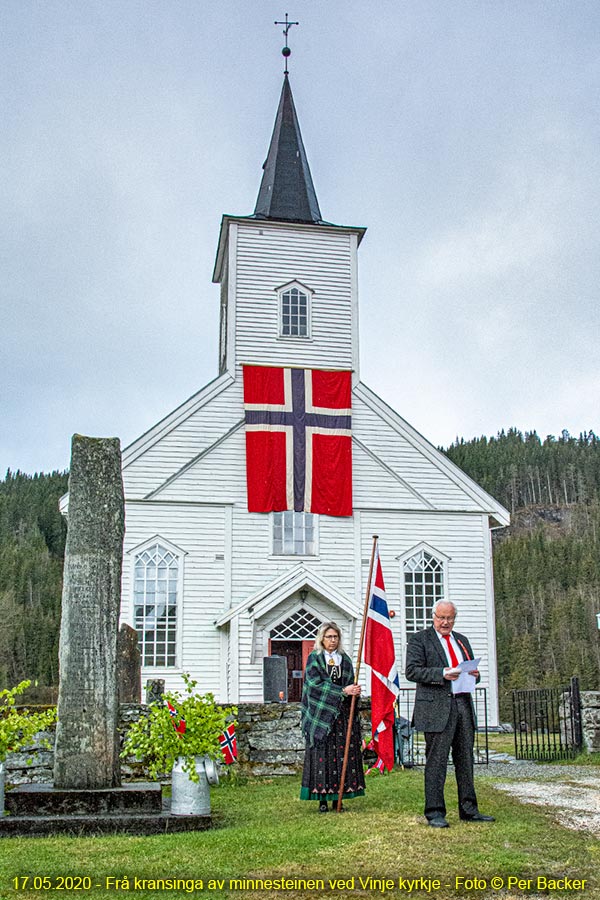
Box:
[212,215,366,283]
[214,564,360,628]
[353,381,511,525]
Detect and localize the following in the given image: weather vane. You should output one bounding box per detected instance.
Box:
[274,13,299,76]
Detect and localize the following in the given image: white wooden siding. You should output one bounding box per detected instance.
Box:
[234,223,355,372]
[122,380,241,498]
[121,501,227,697]
[229,509,356,609]
[352,439,431,509]
[357,511,492,691]
[352,395,487,511]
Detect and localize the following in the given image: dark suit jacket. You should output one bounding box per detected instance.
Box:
[405,627,478,733]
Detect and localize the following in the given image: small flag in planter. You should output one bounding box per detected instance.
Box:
[219,723,237,764]
[166,699,186,735]
[365,757,386,775]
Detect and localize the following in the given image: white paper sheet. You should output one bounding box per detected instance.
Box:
[450,657,481,694]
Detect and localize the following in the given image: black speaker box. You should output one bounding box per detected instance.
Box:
[263,655,288,702]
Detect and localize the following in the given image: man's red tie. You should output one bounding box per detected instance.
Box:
[442,633,459,667]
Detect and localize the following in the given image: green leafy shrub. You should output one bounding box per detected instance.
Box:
[121,674,236,782]
[0,680,57,763]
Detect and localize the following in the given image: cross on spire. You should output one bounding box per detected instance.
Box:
[274,13,299,75]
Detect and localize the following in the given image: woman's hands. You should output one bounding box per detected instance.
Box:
[342,684,361,697]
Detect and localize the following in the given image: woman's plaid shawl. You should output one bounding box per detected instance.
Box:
[301,650,355,747]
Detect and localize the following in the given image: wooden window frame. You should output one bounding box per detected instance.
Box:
[276,280,313,339]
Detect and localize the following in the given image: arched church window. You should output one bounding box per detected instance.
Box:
[403,549,445,634]
[279,282,311,337]
[134,542,179,667]
[272,511,318,556]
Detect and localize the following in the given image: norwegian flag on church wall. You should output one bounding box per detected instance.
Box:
[243,365,352,516]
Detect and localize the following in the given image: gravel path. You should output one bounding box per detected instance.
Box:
[479,755,600,835]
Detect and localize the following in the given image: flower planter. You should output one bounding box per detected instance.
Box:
[170,756,219,816]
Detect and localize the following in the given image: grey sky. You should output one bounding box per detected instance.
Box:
[2,1,599,475]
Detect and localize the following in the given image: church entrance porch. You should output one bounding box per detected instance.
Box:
[270,640,312,701]
[268,605,321,701]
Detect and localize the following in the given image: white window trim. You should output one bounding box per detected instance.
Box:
[275,279,313,340]
[127,534,186,671]
[270,510,320,558]
[397,542,450,645]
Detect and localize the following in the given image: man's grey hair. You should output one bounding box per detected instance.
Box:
[314,621,346,654]
[432,599,457,617]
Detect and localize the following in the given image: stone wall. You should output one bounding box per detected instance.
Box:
[581,691,600,752]
[5,701,373,785]
[236,701,372,776]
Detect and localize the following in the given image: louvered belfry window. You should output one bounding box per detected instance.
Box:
[134,543,178,667]
[281,286,309,336]
[404,549,445,634]
[270,608,322,640]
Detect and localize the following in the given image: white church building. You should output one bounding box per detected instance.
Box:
[113,75,509,722]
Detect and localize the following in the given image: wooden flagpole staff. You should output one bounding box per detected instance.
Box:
[335,534,379,812]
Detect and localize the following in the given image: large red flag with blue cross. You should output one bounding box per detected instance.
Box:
[243,365,352,516]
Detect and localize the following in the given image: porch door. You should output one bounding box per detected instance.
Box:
[270,641,304,701]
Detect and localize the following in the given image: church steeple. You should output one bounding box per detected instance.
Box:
[253,76,323,225]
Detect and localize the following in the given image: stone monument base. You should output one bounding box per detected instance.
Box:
[1,783,212,837]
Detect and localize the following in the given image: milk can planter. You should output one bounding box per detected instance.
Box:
[171,755,219,816]
[0,681,56,816]
[121,674,236,817]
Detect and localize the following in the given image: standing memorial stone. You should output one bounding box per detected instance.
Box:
[117,623,142,704]
[53,435,125,789]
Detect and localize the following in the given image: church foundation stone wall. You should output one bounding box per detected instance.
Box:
[5,701,373,784]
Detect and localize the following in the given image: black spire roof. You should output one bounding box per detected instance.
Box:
[253,76,323,225]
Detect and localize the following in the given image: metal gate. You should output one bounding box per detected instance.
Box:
[393,687,489,767]
[512,676,583,761]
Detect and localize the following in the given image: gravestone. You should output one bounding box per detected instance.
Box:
[145,680,165,705]
[53,435,125,789]
[117,623,142,704]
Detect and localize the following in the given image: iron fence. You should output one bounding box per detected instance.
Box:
[512,676,583,761]
[392,687,489,767]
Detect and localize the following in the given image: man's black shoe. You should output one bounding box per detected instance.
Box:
[428,815,449,828]
[460,812,495,822]
[319,801,328,813]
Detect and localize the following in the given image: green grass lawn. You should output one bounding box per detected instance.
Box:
[1,769,598,900]
[485,732,517,756]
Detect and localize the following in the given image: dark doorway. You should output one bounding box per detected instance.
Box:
[270,641,304,701]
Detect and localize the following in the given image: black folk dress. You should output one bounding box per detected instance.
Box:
[300,653,366,802]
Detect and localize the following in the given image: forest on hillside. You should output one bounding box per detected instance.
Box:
[1,428,599,718]
[447,429,600,716]
[0,470,68,690]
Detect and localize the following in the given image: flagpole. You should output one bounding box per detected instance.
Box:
[335,534,379,812]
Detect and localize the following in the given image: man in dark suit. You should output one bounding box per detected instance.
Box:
[405,600,495,828]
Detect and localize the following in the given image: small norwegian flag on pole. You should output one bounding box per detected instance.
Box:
[219,723,237,765]
[166,699,186,735]
[363,540,400,772]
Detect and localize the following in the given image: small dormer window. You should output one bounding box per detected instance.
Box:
[278,281,312,338]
